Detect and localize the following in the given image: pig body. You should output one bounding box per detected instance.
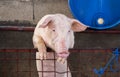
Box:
[33,14,88,77]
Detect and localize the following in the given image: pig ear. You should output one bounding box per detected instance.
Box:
[37,15,54,28]
[71,19,88,32]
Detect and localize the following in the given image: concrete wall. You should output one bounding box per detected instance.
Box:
[0,0,120,49]
[0,0,72,24]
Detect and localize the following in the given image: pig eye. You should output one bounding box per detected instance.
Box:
[68,30,71,32]
[52,29,55,32]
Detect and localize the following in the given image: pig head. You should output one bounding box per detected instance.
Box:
[33,14,88,63]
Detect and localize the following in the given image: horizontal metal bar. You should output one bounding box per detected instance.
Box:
[0,58,56,60]
[84,29,120,34]
[0,26,120,34]
[0,70,73,74]
[0,70,111,73]
[0,49,36,52]
[0,26,34,32]
[0,49,113,52]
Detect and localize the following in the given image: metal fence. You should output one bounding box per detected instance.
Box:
[0,49,120,77]
[0,26,120,77]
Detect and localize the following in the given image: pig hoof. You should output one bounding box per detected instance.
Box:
[39,51,47,60]
[57,57,66,64]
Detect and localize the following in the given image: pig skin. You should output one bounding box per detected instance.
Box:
[33,14,88,77]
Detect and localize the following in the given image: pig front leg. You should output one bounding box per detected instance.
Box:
[33,35,47,59]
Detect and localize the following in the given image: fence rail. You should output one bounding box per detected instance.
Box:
[0,49,113,52]
[0,26,120,34]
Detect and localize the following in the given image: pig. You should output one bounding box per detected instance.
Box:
[33,14,88,77]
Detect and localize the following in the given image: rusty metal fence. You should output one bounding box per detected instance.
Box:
[0,26,120,77]
[0,49,120,77]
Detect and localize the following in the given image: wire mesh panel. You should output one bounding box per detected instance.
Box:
[0,49,37,77]
[68,49,120,77]
[0,49,71,77]
[0,49,120,77]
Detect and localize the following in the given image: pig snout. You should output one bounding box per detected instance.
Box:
[57,51,70,58]
[55,39,70,58]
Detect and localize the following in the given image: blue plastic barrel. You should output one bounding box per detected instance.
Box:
[68,0,120,29]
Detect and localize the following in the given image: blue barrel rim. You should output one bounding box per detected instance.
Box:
[68,0,120,29]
